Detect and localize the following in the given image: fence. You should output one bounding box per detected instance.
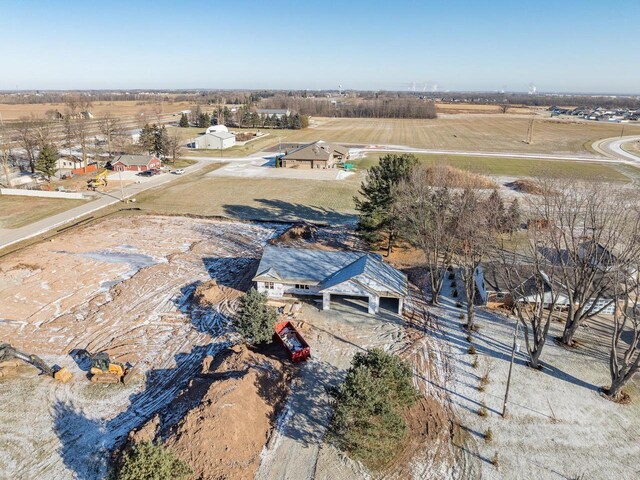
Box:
[0,188,85,200]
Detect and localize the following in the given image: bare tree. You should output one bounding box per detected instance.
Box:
[166,131,183,163]
[499,104,509,114]
[14,118,39,173]
[396,165,453,304]
[606,274,640,400]
[533,179,640,346]
[98,113,122,158]
[0,124,12,186]
[73,117,90,167]
[451,188,489,330]
[494,226,564,368]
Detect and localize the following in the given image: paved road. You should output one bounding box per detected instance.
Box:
[592,135,640,164]
[0,158,212,252]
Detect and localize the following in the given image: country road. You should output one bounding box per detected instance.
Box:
[592,135,640,164]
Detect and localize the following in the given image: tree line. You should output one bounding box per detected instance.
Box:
[356,154,640,401]
[259,94,437,119]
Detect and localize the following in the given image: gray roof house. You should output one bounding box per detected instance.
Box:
[253,245,407,315]
[189,131,236,150]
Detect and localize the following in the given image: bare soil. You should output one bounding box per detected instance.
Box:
[126,344,292,480]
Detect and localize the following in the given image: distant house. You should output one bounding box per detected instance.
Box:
[108,154,161,172]
[55,156,84,172]
[257,108,290,119]
[281,140,350,169]
[253,245,407,315]
[189,131,236,150]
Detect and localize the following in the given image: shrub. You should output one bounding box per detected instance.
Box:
[459,313,466,320]
[467,345,477,355]
[233,288,278,344]
[472,356,479,368]
[452,289,458,298]
[478,402,488,417]
[448,272,455,280]
[484,427,493,443]
[113,441,192,480]
[456,302,463,308]
[480,373,490,388]
[491,451,499,467]
[328,349,419,469]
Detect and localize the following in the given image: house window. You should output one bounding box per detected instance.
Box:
[294,284,310,290]
[265,282,275,289]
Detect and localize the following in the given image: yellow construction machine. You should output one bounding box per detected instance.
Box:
[87,169,109,191]
[89,352,135,385]
[0,343,72,383]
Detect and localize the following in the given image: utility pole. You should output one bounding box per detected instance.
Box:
[118,168,124,202]
[525,113,534,144]
[502,319,520,417]
[620,124,625,138]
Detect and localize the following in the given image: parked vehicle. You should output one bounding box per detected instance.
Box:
[273,321,310,362]
[173,169,185,175]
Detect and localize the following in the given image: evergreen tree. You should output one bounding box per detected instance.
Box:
[485,189,506,232]
[291,114,302,129]
[233,288,278,344]
[354,153,418,254]
[153,125,169,158]
[178,113,189,128]
[507,198,522,233]
[35,143,59,181]
[139,123,156,154]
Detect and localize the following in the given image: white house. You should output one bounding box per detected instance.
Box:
[253,245,407,315]
[189,131,236,150]
[55,156,84,172]
[205,125,229,134]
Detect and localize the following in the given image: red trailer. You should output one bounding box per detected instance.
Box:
[273,321,310,362]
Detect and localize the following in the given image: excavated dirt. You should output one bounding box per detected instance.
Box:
[0,214,286,479]
[126,344,292,480]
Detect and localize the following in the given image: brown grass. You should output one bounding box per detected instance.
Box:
[424,163,498,189]
[0,195,86,229]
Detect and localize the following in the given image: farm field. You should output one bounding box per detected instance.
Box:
[0,195,86,229]
[0,100,193,120]
[353,154,633,182]
[266,116,640,155]
[622,139,640,157]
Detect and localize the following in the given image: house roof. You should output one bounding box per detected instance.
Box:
[320,254,407,297]
[283,141,348,162]
[112,154,158,166]
[253,246,361,284]
[253,245,407,297]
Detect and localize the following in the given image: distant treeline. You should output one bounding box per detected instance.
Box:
[259,94,438,119]
[433,92,640,110]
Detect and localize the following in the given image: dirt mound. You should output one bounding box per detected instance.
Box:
[507,178,545,195]
[128,344,292,480]
[268,223,318,245]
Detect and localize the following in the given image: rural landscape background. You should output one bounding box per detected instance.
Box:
[1,1,640,479]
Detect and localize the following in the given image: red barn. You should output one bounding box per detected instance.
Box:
[109,155,161,172]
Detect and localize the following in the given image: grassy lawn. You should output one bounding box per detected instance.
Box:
[0,195,86,229]
[622,140,640,157]
[136,173,358,225]
[162,158,197,169]
[352,154,631,182]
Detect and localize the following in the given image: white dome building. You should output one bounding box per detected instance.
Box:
[206,125,229,134]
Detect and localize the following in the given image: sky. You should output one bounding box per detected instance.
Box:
[0,0,638,94]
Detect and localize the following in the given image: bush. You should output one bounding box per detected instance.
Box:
[456,302,463,308]
[113,441,192,480]
[329,349,419,469]
[467,345,477,355]
[459,313,466,320]
[484,427,493,443]
[472,356,479,368]
[233,288,278,344]
[465,334,472,342]
[448,272,455,280]
[452,289,458,298]
[491,451,499,467]
[478,402,488,417]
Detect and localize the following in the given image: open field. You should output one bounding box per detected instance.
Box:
[622,139,640,157]
[353,154,633,182]
[0,100,194,120]
[136,174,359,225]
[434,103,535,115]
[0,195,86,229]
[258,117,640,155]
